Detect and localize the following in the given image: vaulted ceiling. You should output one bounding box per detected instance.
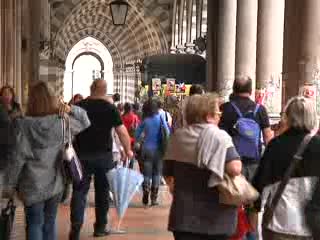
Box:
[50,0,173,68]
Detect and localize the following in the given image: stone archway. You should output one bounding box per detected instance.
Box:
[64,36,114,100]
[51,0,171,101]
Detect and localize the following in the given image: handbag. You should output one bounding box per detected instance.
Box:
[262,134,313,228]
[61,116,83,186]
[159,116,169,156]
[0,199,16,240]
[217,174,259,206]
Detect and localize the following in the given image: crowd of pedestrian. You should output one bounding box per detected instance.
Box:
[0,76,320,240]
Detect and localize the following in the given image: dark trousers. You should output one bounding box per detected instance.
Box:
[242,162,259,240]
[25,194,61,240]
[242,162,259,182]
[142,148,162,188]
[173,231,228,240]
[70,155,113,229]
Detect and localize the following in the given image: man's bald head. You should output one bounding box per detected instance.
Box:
[233,76,252,95]
[90,79,107,96]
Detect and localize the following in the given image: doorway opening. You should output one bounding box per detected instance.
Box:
[64,37,114,102]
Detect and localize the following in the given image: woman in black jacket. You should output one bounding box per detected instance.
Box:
[252,96,320,240]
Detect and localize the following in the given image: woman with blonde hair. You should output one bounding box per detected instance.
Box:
[252,96,320,240]
[4,81,90,240]
[163,93,242,240]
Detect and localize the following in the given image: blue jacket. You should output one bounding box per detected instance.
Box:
[135,113,170,151]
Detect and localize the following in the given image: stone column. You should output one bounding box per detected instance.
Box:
[196,0,203,39]
[283,0,320,109]
[256,0,285,89]
[185,0,195,54]
[216,0,237,100]
[170,0,178,53]
[256,0,284,113]
[0,0,21,87]
[235,0,258,88]
[282,0,303,104]
[15,0,22,104]
[177,0,185,53]
[21,0,41,84]
[0,0,22,104]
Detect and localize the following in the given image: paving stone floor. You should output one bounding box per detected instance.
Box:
[10,186,173,240]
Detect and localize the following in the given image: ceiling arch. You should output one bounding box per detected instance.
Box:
[53,0,172,65]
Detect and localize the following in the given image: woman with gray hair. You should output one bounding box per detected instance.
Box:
[252,96,320,240]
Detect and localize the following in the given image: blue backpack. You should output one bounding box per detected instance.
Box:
[231,102,261,161]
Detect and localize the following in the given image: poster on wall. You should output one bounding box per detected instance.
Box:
[152,78,162,95]
[176,83,187,94]
[299,84,317,100]
[255,89,266,105]
[152,78,161,91]
[166,78,176,93]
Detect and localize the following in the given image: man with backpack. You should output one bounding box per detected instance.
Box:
[220,76,273,180]
[220,76,273,240]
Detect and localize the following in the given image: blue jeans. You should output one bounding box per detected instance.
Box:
[24,194,61,240]
[70,154,113,229]
[142,148,162,188]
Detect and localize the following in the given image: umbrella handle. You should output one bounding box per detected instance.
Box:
[123,158,134,168]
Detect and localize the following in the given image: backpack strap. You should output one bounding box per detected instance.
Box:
[253,104,260,117]
[230,102,243,118]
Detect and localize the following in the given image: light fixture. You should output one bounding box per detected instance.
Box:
[109,0,129,26]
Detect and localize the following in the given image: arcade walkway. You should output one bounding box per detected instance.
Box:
[11,186,173,240]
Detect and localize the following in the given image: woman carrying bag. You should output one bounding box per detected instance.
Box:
[3,82,90,240]
[252,96,320,240]
[163,93,242,240]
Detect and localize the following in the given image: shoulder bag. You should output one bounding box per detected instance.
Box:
[262,134,314,228]
[61,116,83,186]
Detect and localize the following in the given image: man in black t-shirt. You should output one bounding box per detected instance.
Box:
[220,76,273,240]
[70,79,133,239]
[220,76,273,181]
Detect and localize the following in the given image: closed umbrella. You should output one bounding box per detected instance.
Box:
[107,160,144,231]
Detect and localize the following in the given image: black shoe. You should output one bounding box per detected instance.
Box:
[69,224,81,240]
[94,224,110,237]
[142,190,149,206]
[142,184,151,206]
[151,187,159,206]
[93,229,110,237]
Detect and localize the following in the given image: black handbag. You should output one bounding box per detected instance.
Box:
[262,134,313,228]
[0,199,16,240]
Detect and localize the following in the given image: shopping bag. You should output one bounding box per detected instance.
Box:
[0,199,16,240]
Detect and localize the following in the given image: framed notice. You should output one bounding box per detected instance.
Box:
[300,84,317,100]
[166,78,176,93]
[152,78,161,91]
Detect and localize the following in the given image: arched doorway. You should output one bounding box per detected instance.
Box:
[64,37,114,102]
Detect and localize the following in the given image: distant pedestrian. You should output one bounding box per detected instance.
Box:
[0,85,22,120]
[135,99,170,206]
[69,93,83,105]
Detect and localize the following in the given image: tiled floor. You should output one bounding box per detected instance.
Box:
[11,187,173,240]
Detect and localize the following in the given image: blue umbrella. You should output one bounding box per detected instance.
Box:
[107,160,144,230]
